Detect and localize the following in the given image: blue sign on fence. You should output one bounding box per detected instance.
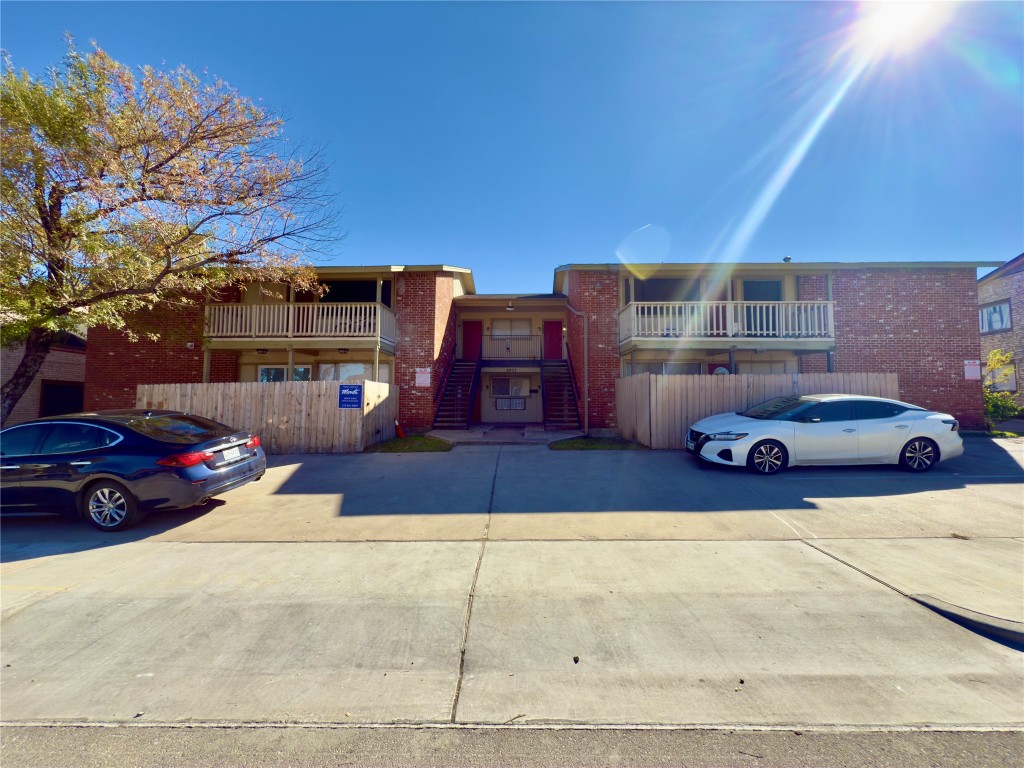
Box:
[338,384,363,409]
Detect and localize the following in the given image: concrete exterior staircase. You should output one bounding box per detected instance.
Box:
[433,361,479,429]
[541,361,581,431]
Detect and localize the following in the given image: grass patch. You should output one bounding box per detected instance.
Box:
[549,436,647,451]
[367,435,453,452]
[988,430,1023,439]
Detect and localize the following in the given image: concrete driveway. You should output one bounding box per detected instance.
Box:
[1,435,1022,729]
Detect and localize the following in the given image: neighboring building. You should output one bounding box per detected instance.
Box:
[978,253,1024,405]
[1,331,87,427]
[84,259,997,434]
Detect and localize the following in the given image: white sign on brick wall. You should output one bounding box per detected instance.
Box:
[964,360,981,380]
[415,368,431,387]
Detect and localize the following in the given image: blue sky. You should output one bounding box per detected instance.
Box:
[2,1,1021,293]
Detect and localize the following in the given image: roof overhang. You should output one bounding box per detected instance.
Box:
[553,261,1004,294]
[311,265,476,294]
[454,294,567,312]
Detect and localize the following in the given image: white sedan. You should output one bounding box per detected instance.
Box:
[686,394,963,474]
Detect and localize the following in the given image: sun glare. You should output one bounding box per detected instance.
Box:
[854,1,956,57]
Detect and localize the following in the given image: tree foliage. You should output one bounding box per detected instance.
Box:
[982,348,1021,428]
[0,40,338,422]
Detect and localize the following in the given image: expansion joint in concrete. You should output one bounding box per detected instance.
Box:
[450,447,500,722]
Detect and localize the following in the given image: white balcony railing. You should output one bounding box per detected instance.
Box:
[205,302,397,343]
[618,301,835,343]
[482,334,542,359]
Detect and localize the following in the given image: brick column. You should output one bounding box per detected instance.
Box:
[566,270,621,431]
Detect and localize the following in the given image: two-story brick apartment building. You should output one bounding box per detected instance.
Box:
[556,260,994,431]
[84,258,998,434]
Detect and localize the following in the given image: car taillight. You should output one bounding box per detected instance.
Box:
[942,419,959,431]
[156,451,215,468]
[245,436,261,449]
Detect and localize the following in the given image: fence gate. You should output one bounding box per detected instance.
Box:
[616,373,900,450]
[136,381,397,454]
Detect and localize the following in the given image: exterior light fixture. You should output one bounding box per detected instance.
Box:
[337,348,349,354]
[505,302,515,311]
[256,349,269,355]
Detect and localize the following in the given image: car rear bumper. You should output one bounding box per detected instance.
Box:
[143,452,268,510]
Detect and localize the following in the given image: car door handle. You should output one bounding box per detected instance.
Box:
[0,465,21,470]
[894,424,910,429]
[842,428,856,433]
[69,461,93,466]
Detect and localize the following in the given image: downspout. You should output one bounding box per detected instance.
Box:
[565,302,589,436]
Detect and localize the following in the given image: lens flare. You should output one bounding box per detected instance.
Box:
[854,1,956,57]
[616,224,671,279]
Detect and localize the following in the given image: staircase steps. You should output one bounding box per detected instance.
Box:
[541,361,581,431]
[433,361,479,429]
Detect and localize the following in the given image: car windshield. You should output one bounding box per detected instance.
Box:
[740,396,816,421]
[123,414,236,444]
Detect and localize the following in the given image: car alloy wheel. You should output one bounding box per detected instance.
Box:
[82,481,140,531]
[900,438,937,472]
[748,440,787,475]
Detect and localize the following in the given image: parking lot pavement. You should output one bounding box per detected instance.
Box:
[2,538,1021,727]
[456,540,1024,726]
[2,541,478,722]
[2,435,1004,546]
[808,537,1024,623]
[1,436,1021,730]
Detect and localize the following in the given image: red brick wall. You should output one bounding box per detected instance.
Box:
[393,272,458,429]
[1,345,86,426]
[85,299,238,411]
[567,270,621,430]
[832,269,985,429]
[797,275,829,373]
[434,275,458,407]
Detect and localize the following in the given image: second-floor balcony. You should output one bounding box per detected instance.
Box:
[205,302,397,344]
[619,301,835,346]
[482,334,542,359]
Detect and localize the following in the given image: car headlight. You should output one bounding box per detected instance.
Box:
[707,432,749,441]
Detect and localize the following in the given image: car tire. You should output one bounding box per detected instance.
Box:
[80,480,140,532]
[899,438,939,472]
[747,440,788,475]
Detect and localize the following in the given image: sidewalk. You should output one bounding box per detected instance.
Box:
[427,424,584,445]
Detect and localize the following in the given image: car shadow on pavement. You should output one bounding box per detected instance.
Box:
[0,500,225,563]
[262,435,1024,518]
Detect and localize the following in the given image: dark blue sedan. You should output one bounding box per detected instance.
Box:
[0,410,267,531]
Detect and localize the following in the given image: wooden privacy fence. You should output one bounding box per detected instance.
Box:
[617,372,900,450]
[136,381,397,454]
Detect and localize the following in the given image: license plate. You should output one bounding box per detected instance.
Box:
[222,446,241,461]
[685,440,695,451]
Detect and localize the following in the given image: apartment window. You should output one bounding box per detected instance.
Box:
[491,319,531,337]
[318,362,391,384]
[979,301,1012,334]
[627,362,702,375]
[259,366,312,382]
[492,376,529,397]
[983,361,1018,392]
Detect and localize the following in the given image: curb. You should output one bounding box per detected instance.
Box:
[909,594,1024,651]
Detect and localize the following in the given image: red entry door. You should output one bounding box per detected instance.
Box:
[463,321,482,360]
[543,321,563,360]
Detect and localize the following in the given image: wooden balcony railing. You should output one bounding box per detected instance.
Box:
[205,302,397,343]
[482,335,542,359]
[618,301,835,343]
